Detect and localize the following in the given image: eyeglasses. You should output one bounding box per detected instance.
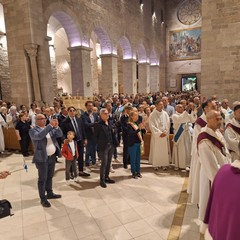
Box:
[37,118,46,120]
[69,109,76,112]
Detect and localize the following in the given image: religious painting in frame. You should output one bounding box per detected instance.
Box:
[169,27,201,61]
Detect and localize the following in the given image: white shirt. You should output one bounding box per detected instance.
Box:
[46,133,56,156]
[69,141,76,156]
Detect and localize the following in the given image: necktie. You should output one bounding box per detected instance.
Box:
[89,114,94,123]
[72,118,80,140]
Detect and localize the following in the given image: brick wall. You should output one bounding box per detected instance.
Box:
[201,0,240,104]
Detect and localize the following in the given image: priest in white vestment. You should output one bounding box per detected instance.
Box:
[188,99,217,204]
[224,104,240,161]
[172,103,197,170]
[149,100,170,170]
[197,110,231,231]
[0,114,7,152]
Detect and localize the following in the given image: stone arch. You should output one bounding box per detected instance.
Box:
[44,3,82,47]
[0,3,5,33]
[118,36,133,59]
[149,48,159,65]
[137,44,147,62]
[92,27,112,54]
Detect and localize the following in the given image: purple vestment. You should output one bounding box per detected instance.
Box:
[204,164,240,240]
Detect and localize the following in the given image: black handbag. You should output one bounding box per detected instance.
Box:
[0,199,13,218]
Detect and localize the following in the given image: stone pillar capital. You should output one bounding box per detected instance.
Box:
[100,53,118,59]
[24,43,39,57]
[150,64,160,68]
[122,58,137,63]
[138,62,150,66]
[68,46,92,52]
[45,36,52,42]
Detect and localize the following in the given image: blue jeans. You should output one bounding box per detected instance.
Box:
[85,139,97,166]
[128,143,141,174]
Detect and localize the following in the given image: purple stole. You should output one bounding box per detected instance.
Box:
[195,117,207,128]
[197,132,226,156]
[226,123,240,135]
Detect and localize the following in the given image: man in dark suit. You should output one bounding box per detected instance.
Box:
[104,102,119,163]
[60,106,90,177]
[56,106,68,162]
[94,108,119,188]
[120,104,133,169]
[58,107,68,125]
[29,114,63,208]
[81,101,99,169]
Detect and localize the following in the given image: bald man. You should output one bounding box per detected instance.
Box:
[197,110,231,232]
[188,99,217,202]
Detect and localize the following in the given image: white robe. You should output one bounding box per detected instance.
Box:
[187,113,207,202]
[198,126,231,220]
[149,109,170,167]
[172,111,197,169]
[224,118,240,161]
[0,114,7,152]
[220,106,232,125]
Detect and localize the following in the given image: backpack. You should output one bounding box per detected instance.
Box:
[0,199,13,218]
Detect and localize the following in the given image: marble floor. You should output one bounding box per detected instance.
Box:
[0,150,203,240]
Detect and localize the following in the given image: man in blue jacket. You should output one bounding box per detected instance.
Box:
[29,114,63,208]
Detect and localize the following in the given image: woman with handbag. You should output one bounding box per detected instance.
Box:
[127,111,146,179]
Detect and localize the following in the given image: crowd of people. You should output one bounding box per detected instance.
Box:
[0,91,240,239]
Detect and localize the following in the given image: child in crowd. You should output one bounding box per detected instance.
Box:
[61,131,79,183]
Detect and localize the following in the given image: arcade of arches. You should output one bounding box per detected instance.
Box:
[0,0,239,106]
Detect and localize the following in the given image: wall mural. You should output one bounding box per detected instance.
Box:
[169,27,201,61]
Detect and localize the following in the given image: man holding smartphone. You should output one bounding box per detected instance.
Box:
[29,114,63,208]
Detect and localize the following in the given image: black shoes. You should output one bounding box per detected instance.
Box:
[100,178,115,188]
[137,173,142,178]
[100,181,107,188]
[123,165,128,169]
[105,178,115,184]
[79,172,90,177]
[132,173,138,179]
[41,200,51,208]
[41,193,61,207]
[47,193,62,199]
[132,173,142,179]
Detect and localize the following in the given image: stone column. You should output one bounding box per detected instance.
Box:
[138,62,150,93]
[68,46,93,97]
[150,65,160,92]
[123,59,137,95]
[100,54,118,96]
[24,43,42,102]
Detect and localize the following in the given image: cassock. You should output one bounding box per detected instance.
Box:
[149,109,170,168]
[224,118,240,161]
[187,113,207,203]
[172,110,196,169]
[204,161,240,240]
[197,126,231,221]
[0,114,7,152]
